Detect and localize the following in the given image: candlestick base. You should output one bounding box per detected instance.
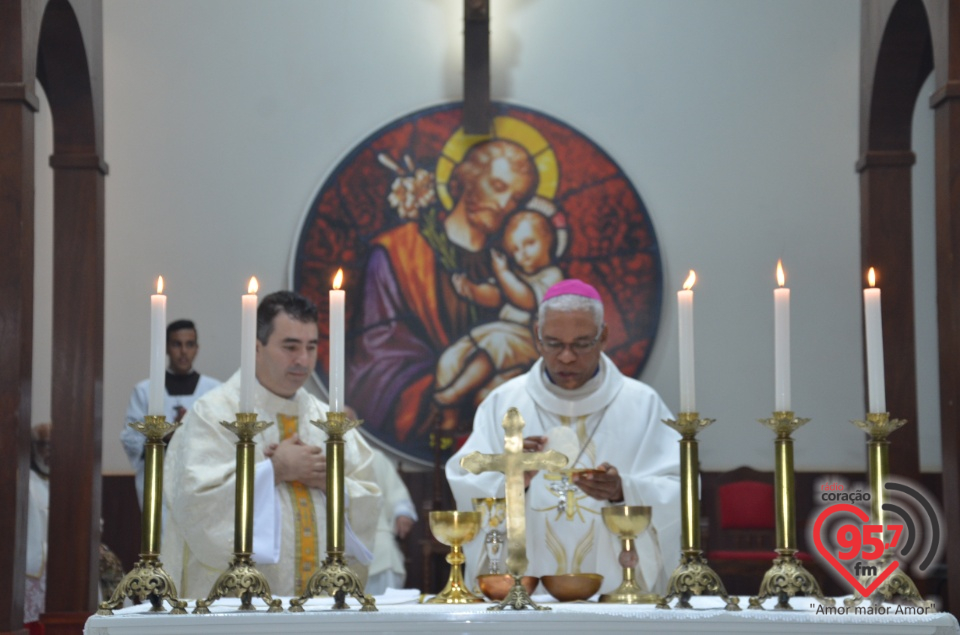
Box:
[288,553,377,612]
[658,550,740,611]
[96,556,188,615]
[488,574,551,611]
[842,554,934,610]
[748,550,835,610]
[193,553,284,613]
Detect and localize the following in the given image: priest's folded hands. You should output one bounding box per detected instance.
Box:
[264,433,327,491]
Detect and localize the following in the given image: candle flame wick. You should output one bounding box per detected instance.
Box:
[156,276,164,294]
[333,268,344,290]
[776,260,785,287]
[682,270,696,290]
[248,276,259,294]
[868,267,876,288]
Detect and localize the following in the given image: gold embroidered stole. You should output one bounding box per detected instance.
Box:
[277,414,319,595]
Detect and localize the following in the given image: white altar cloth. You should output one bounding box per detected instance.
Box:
[85,592,959,635]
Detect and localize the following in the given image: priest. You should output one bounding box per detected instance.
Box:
[446,279,681,595]
[162,291,381,598]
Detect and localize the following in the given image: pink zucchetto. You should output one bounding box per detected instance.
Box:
[542,279,602,302]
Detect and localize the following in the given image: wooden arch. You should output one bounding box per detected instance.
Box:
[859,0,934,481]
[0,1,105,634]
[859,0,959,613]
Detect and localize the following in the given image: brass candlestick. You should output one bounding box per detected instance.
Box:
[749,412,834,610]
[842,413,933,610]
[425,511,484,603]
[658,413,739,610]
[194,413,283,614]
[97,416,188,615]
[288,411,376,612]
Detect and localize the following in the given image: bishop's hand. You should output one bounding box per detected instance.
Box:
[573,462,623,502]
[265,433,327,491]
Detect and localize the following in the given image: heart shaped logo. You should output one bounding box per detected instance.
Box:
[812,503,899,596]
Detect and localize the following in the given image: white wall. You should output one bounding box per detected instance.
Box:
[913,73,940,471]
[31,83,53,428]
[28,0,940,474]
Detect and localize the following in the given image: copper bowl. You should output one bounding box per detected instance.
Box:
[540,573,603,602]
[476,574,539,601]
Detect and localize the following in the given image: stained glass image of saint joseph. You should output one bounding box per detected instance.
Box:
[348,120,562,460]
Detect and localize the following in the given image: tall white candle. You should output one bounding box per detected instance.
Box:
[774,260,791,412]
[239,277,258,413]
[148,276,167,416]
[864,267,886,413]
[329,268,345,412]
[678,270,696,412]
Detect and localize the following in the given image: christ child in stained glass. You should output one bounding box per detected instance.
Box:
[433,202,564,430]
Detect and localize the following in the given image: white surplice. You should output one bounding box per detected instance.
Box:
[25,469,49,623]
[446,354,681,594]
[162,371,381,598]
[365,450,418,595]
[122,373,221,508]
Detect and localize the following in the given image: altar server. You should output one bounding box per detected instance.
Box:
[162,291,380,598]
[365,448,418,595]
[121,319,220,508]
[447,279,681,594]
[25,423,51,627]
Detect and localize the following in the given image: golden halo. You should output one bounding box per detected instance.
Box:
[435,116,559,211]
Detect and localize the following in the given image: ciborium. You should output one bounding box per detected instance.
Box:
[425,510,484,604]
[472,497,507,576]
[598,505,660,604]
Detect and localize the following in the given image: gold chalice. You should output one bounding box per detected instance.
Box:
[599,505,660,604]
[426,511,484,604]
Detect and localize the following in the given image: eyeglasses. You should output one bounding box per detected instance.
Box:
[538,332,603,355]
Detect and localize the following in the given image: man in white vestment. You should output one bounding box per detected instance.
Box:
[366,448,418,595]
[162,291,381,598]
[121,319,220,508]
[446,279,681,595]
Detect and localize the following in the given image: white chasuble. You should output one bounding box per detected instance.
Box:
[162,371,381,598]
[446,354,681,595]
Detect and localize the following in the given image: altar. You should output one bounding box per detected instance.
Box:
[84,592,959,635]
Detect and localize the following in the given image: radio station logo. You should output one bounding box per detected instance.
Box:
[810,479,942,598]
